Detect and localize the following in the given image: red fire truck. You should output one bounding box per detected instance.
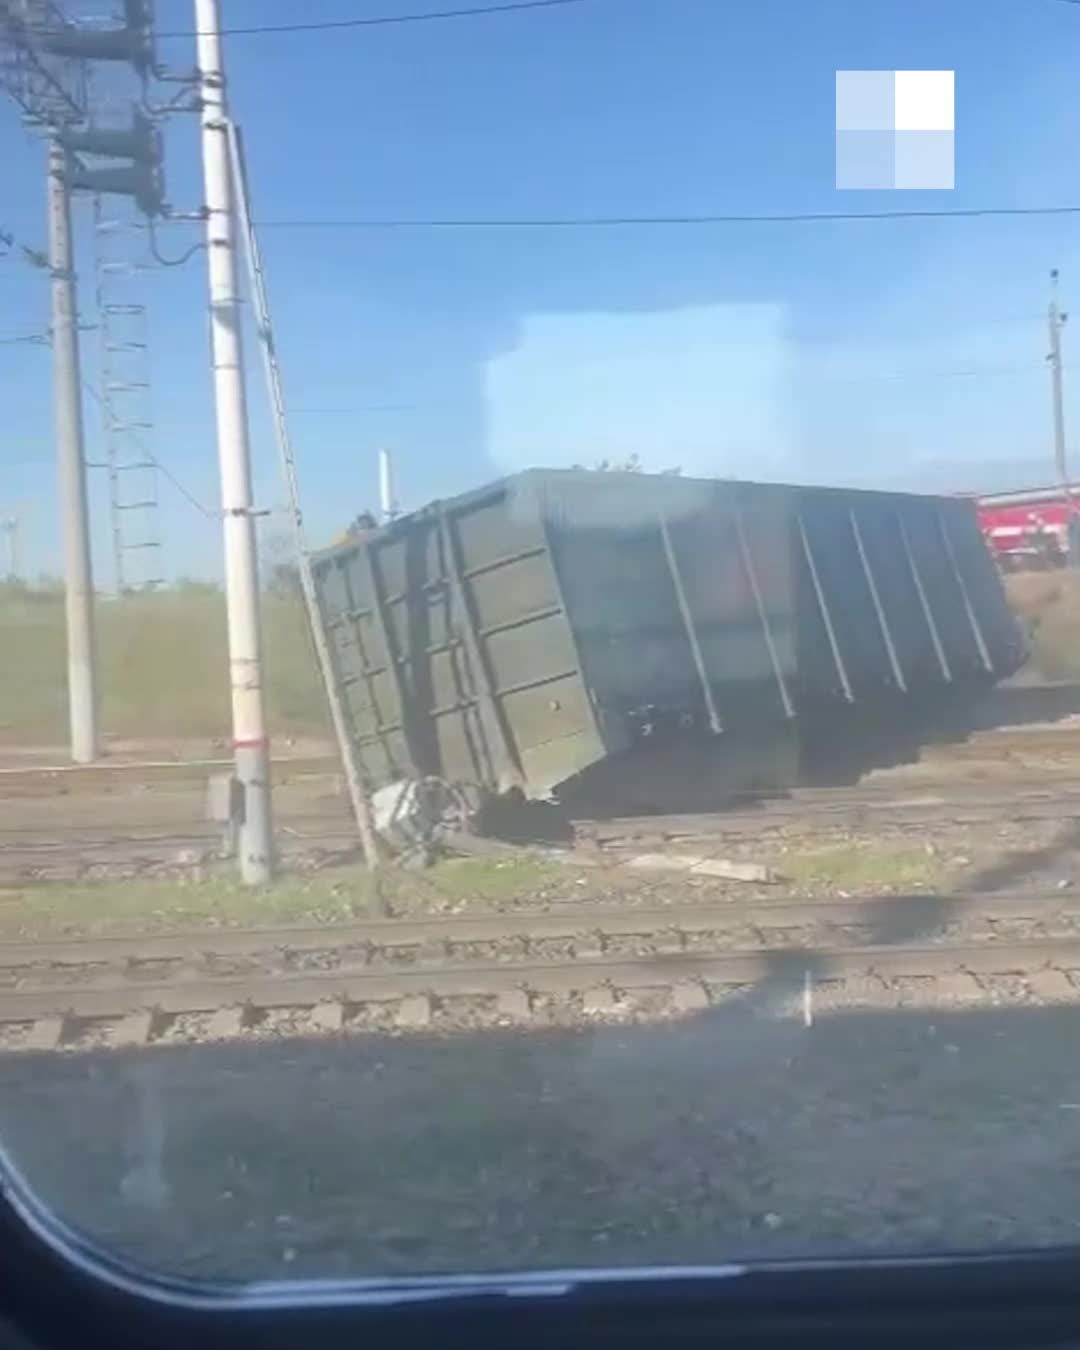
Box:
[976,484,1080,571]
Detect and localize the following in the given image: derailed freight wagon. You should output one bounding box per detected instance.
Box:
[310,471,1025,809]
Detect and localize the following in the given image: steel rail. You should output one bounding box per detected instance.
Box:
[1,936,1078,1027]
[0,889,1078,971]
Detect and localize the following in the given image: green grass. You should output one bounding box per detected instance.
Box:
[0,855,576,939]
[0,583,328,743]
[3,565,1072,746]
[780,843,948,891]
[403,856,568,903]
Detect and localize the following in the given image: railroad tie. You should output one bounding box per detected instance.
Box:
[495,989,531,1020]
[110,1010,156,1047]
[670,982,710,1013]
[396,994,432,1028]
[26,1016,64,1051]
[309,1001,345,1033]
[206,1006,247,1040]
[1025,969,1077,1002]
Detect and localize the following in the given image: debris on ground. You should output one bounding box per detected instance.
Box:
[623,852,779,884]
[371,778,484,864]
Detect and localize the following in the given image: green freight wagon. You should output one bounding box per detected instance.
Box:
[310,470,1024,803]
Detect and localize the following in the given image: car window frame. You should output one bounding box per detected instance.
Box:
[1,1150,1078,1350]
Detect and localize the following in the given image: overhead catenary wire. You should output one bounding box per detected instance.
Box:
[0,299,215,519]
[252,204,1080,228]
[0,223,49,269]
[80,380,217,520]
[127,451,215,520]
[150,0,1080,38]
[154,0,590,39]
[826,361,1079,385]
[279,362,1078,398]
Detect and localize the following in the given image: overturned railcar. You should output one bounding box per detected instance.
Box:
[310,470,1025,804]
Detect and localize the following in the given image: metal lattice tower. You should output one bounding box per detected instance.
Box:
[91,187,162,591]
[0,0,87,126]
[81,20,164,595]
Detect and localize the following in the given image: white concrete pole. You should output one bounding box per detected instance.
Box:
[378,447,396,523]
[195,0,273,882]
[1048,270,1078,565]
[47,138,98,764]
[227,119,382,872]
[2,516,18,579]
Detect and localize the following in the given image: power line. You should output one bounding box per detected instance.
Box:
[0,223,49,270]
[0,330,215,517]
[80,380,217,520]
[974,313,1044,325]
[150,0,1080,39]
[157,0,589,39]
[823,361,1072,386]
[252,204,1080,229]
[129,450,216,519]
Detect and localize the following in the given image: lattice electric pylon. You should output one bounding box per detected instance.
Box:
[92,187,162,592]
[0,0,87,126]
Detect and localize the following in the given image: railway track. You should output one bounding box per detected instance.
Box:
[3,777,1080,883]
[0,755,337,795]
[0,817,357,881]
[2,890,1079,1049]
[573,780,1080,846]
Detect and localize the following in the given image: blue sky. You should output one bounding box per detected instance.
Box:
[4,0,1080,581]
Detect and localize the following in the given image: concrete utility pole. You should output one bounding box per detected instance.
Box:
[378,447,398,523]
[47,137,98,764]
[1,514,19,580]
[1048,269,1076,564]
[227,119,382,872]
[196,0,273,883]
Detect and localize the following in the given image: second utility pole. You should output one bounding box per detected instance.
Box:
[47,138,99,764]
[1,513,19,580]
[196,0,273,883]
[1048,269,1076,565]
